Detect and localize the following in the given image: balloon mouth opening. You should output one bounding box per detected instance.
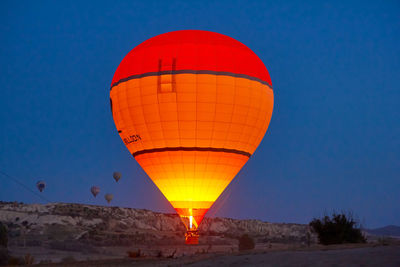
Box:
[175,208,208,230]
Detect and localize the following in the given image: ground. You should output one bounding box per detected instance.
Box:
[8,243,399,266]
[2,202,399,266]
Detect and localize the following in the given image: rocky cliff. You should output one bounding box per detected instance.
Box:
[0,201,315,248]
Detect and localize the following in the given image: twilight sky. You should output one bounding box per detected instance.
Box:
[0,1,399,228]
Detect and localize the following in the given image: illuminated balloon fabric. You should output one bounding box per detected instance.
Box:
[113,172,122,182]
[91,186,100,197]
[36,181,46,192]
[110,30,274,235]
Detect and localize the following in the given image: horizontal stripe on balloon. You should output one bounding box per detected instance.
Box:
[110,69,273,90]
[170,200,214,209]
[132,146,251,158]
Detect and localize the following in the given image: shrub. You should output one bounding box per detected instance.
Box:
[166,249,176,258]
[0,223,7,248]
[61,256,76,263]
[309,212,366,245]
[24,254,34,265]
[238,234,255,251]
[0,247,10,266]
[7,256,24,265]
[39,259,53,264]
[127,249,141,258]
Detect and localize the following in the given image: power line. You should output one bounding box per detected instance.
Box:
[0,169,51,203]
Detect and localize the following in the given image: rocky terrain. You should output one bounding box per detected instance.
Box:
[0,201,318,263]
[365,225,400,237]
[1,202,399,266]
[0,201,314,247]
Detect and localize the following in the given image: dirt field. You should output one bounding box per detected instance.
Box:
[29,244,400,266]
[187,246,400,267]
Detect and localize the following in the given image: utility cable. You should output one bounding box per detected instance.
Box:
[0,169,51,203]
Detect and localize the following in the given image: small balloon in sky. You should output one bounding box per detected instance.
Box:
[36,181,46,192]
[113,172,122,182]
[105,193,113,204]
[90,186,100,197]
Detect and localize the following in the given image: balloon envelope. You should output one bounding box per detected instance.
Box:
[105,193,113,203]
[36,181,46,192]
[91,186,100,197]
[113,172,122,182]
[110,30,273,238]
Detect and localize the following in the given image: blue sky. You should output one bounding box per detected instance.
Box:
[0,0,399,228]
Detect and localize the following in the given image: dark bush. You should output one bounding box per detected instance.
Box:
[309,212,366,245]
[0,223,7,248]
[127,249,141,258]
[24,254,34,265]
[39,259,53,264]
[0,247,10,266]
[238,234,255,251]
[61,256,76,263]
[166,249,176,258]
[7,256,24,265]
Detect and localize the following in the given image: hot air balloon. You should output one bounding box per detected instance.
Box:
[36,181,46,192]
[105,193,113,204]
[110,30,274,244]
[113,172,122,182]
[91,186,100,197]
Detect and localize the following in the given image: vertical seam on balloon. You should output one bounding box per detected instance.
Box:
[205,75,219,199]
[221,45,238,196]
[218,76,237,196]
[239,80,255,153]
[156,57,168,151]
[246,82,258,153]
[114,84,123,146]
[192,40,201,202]
[172,58,177,92]
[264,93,274,139]
[173,60,184,201]
[253,84,265,154]
[255,84,264,155]
[189,40,200,207]
[207,44,219,202]
[156,54,174,201]
[193,57,198,201]
[175,42,185,202]
[155,79,170,202]
[119,83,132,152]
[138,61,156,158]
[118,85,127,144]
[193,84,198,202]
[157,59,162,92]
[171,57,183,201]
[195,65,203,202]
[252,83,268,153]
[127,81,141,151]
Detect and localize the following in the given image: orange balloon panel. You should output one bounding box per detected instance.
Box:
[110,30,274,230]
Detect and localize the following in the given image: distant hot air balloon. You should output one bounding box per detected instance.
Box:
[36,181,46,192]
[91,186,100,197]
[110,30,274,244]
[113,172,122,182]
[105,193,113,204]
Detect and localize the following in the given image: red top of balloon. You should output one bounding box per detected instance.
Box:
[111,30,272,87]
